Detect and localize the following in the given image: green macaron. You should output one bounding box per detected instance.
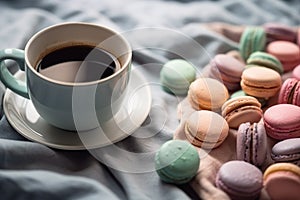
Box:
[155,140,200,184]
[160,59,196,95]
[239,27,266,61]
[230,90,268,107]
[246,51,283,74]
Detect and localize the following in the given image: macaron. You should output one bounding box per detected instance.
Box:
[221,96,263,129]
[216,160,263,200]
[292,64,300,80]
[230,90,268,108]
[237,122,267,167]
[226,50,245,63]
[209,54,245,91]
[246,51,283,74]
[184,110,229,149]
[160,59,196,95]
[239,26,266,60]
[263,104,300,140]
[263,163,300,200]
[266,41,300,71]
[271,138,300,166]
[241,66,282,99]
[155,140,200,184]
[278,78,300,106]
[263,23,297,43]
[187,78,229,111]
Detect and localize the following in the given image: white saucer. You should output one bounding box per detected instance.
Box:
[3,67,152,150]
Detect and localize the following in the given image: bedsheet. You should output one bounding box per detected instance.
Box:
[0,0,300,199]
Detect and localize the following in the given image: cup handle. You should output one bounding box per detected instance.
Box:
[0,48,29,99]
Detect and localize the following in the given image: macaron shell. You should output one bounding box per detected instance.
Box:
[236,123,252,162]
[263,23,297,43]
[239,27,266,60]
[221,96,261,116]
[246,51,283,74]
[208,65,241,92]
[224,105,262,129]
[184,110,229,149]
[187,78,229,111]
[226,50,245,63]
[241,67,282,98]
[216,161,263,195]
[252,123,267,166]
[210,54,244,82]
[155,140,200,184]
[160,59,196,95]
[292,64,300,80]
[278,78,298,104]
[263,104,300,140]
[292,80,300,106]
[264,170,300,200]
[271,138,300,164]
[266,41,300,62]
[237,122,267,166]
[264,162,300,178]
[280,58,300,71]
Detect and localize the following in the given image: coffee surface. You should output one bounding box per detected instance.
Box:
[37,45,119,83]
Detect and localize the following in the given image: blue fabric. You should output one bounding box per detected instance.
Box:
[0,0,299,199]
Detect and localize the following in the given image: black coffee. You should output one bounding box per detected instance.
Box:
[37,45,120,83]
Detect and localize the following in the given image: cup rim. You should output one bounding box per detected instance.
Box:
[24,22,132,86]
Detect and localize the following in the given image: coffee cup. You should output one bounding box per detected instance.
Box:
[0,22,132,131]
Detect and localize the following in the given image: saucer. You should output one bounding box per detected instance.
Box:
[3,67,152,150]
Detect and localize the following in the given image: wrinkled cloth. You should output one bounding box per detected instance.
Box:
[0,0,300,199]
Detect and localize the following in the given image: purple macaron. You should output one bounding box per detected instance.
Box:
[271,138,300,166]
[237,122,267,167]
[216,160,263,200]
[263,23,297,43]
[209,54,245,91]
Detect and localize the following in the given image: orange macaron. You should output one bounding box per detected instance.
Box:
[241,66,282,99]
[184,110,229,149]
[187,78,229,112]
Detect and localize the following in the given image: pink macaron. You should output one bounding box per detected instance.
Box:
[209,54,245,91]
[292,64,300,80]
[263,104,300,140]
[278,78,300,106]
[266,41,300,71]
